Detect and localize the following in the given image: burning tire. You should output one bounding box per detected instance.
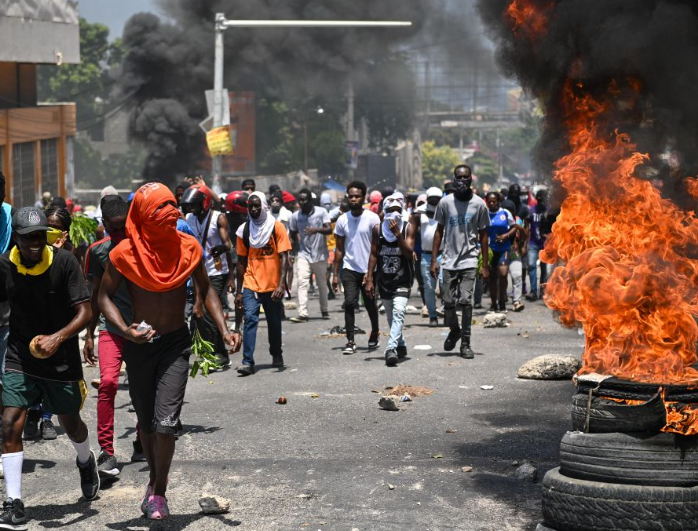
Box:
[559,431,698,487]
[570,392,666,433]
[542,467,698,531]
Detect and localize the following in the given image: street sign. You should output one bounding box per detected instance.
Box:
[206,126,234,156]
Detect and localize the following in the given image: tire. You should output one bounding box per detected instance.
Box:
[576,376,698,403]
[571,392,666,433]
[560,431,698,487]
[542,467,698,531]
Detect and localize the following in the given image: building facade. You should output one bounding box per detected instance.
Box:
[0,0,80,205]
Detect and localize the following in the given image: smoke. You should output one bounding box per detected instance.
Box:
[115,0,500,181]
[477,0,698,197]
[115,1,430,180]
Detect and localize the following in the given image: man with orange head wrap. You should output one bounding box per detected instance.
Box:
[98,183,240,520]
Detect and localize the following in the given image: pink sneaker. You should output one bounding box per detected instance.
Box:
[145,495,169,520]
[140,484,153,515]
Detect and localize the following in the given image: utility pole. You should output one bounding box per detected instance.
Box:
[346,77,355,143]
[424,59,431,137]
[211,16,411,185]
[212,13,226,192]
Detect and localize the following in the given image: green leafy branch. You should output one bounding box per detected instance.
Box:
[69,214,98,247]
[190,328,222,378]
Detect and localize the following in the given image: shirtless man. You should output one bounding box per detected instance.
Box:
[98,183,240,520]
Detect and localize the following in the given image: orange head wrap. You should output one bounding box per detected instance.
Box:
[110,182,202,292]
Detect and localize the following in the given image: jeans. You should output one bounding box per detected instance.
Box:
[191,274,229,363]
[242,288,283,367]
[420,253,442,320]
[296,257,329,317]
[97,331,126,455]
[341,269,379,342]
[509,257,523,303]
[382,296,408,352]
[527,243,547,296]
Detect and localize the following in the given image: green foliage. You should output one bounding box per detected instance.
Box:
[422,141,461,188]
[190,329,221,378]
[256,99,346,177]
[38,18,117,128]
[69,214,98,247]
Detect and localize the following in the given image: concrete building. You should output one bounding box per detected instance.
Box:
[0,0,80,205]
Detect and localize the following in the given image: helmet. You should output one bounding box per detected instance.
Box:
[225,190,249,214]
[180,185,212,211]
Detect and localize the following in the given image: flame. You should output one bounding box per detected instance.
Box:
[505,0,553,41]
[540,80,698,386]
[684,177,698,200]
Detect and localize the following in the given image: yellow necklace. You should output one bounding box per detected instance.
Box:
[10,245,53,276]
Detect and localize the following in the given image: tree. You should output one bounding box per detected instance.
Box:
[422,141,460,188]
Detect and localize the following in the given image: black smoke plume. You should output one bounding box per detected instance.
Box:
[115,0,503,182]
[115,1,432,181]
[477,0,698,202]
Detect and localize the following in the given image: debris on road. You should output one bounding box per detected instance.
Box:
[387,483,395,490]
[199,495,231,514]
[385,385,434,397]
[514,462,538,482]
[399,394,412,402]
[483,313,509,328]
[462,466,473,473]
[431,453,444,459]
[310,393,319,398]
[517,355,581,380]
[445,429,457,434]
[277,396,287,404]
[480,385,494,390]
[319,325,366,338]
[379,396,400,411]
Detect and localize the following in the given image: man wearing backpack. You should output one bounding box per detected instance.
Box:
[235,192,292,376]
[180,185,234,368]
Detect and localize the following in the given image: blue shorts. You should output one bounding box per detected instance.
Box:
[491,250,510,267]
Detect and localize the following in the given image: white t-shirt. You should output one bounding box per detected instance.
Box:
[273,206,293,227]
[186,210,229,277]
[334,210,380,274]
[420,213,440,253]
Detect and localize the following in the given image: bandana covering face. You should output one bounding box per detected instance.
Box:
[110,183,202,292]
[236,191,276,248]
[382,193,405,242]
[10,245,53,276]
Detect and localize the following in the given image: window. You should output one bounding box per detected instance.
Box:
[41,139,59,198]
[12,142,35,207]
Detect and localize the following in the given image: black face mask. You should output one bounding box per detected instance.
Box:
[454,178,473,200]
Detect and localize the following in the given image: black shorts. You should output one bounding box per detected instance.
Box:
[122,327,191,435]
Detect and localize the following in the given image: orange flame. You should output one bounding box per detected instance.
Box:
[505,0,553,41]
[540,80,698,386]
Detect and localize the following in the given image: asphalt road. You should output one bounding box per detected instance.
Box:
[17,293,581,531]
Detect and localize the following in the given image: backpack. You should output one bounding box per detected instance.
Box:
[241,222,276,250]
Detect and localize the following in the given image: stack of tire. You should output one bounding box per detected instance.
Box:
[538,377,698,531]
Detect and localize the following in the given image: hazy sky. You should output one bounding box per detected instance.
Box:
[77,0,160,39]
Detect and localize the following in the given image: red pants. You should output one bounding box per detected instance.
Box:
[97,331,136,455]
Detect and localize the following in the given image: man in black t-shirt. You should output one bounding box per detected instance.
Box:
[0,207,99,529]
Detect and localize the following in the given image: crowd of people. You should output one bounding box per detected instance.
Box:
[0,165,555,528]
